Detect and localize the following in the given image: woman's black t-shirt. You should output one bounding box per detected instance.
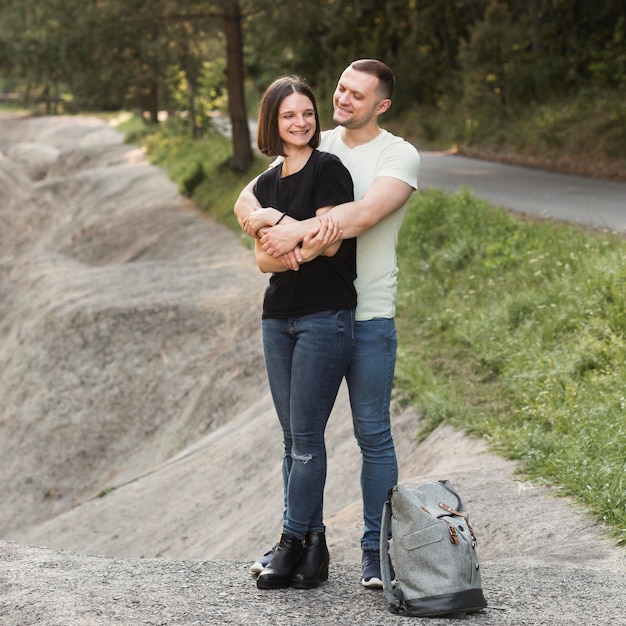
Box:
[254,150,357,319]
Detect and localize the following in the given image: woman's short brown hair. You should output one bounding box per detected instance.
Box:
[256,76,321,157]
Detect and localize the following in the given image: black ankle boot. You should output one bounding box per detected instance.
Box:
[256,533,304,590]
[291,531,329,589]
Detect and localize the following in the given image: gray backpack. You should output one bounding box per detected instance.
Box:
[380,480,487,618]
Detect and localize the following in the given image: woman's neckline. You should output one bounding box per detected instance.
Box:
[280,146,314,178]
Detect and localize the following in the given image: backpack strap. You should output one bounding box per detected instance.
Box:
[380,498,399,609]
[439,499,477,544]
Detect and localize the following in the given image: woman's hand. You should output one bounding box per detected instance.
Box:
[242,207,283,238]
[300,215,342,262]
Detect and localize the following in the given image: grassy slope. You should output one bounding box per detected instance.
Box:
[121,113,626,547]
[394,189,626,546]
[387,91,626,183]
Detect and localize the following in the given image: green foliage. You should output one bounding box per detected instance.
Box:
[395,187,626,545]
[123,115,266,233]
[459,1,513,114]
[181,161,207,197]
[2,0,625,165]
[439,89,626,176]
[245,0,488,113]
[0,0,228,115]
[588,18,626,90]
[456,0,626,126]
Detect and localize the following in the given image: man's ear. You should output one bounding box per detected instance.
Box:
[377,99,392,115]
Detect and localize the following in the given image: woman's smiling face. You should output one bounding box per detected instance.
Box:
[278,92,317,153]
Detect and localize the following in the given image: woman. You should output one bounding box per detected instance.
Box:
[243,76,356,590]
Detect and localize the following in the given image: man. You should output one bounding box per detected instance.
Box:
[235,59,420,588]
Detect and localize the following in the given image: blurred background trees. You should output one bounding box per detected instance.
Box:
[1,0,624,171]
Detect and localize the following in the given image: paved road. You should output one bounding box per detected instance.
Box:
[419,151,626,232]
[222,116,625,232]
[14,111,622,232]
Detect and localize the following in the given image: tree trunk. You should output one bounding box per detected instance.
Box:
[148,84,159,125]
[529,0,543,56]
[187,78,202,139]
[222,0,252,172]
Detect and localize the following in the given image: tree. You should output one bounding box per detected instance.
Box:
[2,0,624,168]
[0,0,253,170]
[166,0,253,170]
[243,0,489,114]
[0,0,87,111]
[460,1,516,114]
[222,0,252,170]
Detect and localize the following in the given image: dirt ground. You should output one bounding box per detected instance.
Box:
[0,114,624,625]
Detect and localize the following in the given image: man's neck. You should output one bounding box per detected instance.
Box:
[341,125,383,149]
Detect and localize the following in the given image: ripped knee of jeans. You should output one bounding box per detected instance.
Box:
[292,451,313,464]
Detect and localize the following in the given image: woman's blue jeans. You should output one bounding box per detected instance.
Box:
[345,317,399,552]
[262,309,354,540]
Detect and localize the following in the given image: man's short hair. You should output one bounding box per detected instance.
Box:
[350,59,395,99]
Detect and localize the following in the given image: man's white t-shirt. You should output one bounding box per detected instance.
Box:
[320,127,420,321]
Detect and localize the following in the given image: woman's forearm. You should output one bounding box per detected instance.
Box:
[234,178,260,230]
[255,240,289,273]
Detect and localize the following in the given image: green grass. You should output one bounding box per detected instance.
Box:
[125,119,626,547]
[394,188,626,545]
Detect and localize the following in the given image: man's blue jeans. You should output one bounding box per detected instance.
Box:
[262,309,354,540]
[346,317,399,552]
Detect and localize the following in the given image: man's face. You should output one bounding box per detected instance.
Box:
[332,66,387,129]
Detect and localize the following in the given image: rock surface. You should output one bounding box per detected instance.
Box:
[0,114,624,625]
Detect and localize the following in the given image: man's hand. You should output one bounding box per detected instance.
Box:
[260,220,308,258]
